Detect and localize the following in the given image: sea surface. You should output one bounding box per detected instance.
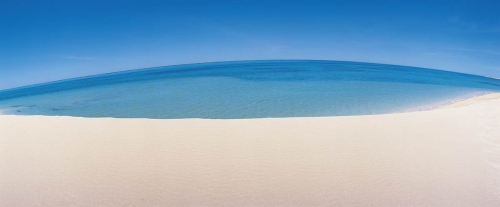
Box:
[0,60,499,119]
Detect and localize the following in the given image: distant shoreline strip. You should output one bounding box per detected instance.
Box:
[438,92,500,109]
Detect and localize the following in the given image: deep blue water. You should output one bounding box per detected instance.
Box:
[0,60,499,119]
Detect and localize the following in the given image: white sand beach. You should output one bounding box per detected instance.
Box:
[1,93,500,206]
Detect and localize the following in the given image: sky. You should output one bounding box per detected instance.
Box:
[1,0,499,90]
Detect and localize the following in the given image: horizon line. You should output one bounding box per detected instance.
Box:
[0,59,496,92]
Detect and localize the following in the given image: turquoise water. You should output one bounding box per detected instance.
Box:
[0,60,499,119]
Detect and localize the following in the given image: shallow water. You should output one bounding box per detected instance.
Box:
[0,60,499,119]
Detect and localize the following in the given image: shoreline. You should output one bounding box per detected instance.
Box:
[438,92,500,109]
[0,92,499,120]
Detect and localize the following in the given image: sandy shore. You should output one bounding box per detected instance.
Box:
[1,93,500,206]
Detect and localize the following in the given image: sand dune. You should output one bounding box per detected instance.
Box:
[1,94,500,206]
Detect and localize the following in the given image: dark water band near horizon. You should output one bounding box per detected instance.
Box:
[0,60,499,119]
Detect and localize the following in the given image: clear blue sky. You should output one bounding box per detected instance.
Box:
[1,0,499,90]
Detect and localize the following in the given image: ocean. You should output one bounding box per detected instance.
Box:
[0,60,499,119]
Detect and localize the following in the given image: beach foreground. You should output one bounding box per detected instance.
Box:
[1,94,500,206]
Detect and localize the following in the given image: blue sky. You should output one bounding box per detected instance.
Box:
[1,0,499,90]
